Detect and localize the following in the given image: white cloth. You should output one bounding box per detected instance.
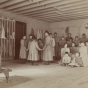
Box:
[79,46,88,67]
[19,39,26,59]
[69,58,79,66]
[51,38,55,56]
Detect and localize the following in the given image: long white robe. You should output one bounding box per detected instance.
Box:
[79,46,88,67]
[19,39,26,59]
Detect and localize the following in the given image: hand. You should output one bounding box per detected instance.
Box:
[26,49,28,51]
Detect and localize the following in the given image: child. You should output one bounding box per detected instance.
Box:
[38,39,43,62]
[62,52,71,66]
[69,53,82,67]
[27,36,42,65]
[19,36,27,63]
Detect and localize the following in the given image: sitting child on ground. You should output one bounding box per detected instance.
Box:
[69,53,81,67]
[62,52,71,66]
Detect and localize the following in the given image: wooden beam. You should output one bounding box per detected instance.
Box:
[4,0,44,10]
[0,0,25,8]
[11,0,81,13]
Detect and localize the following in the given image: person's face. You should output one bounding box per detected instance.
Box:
[62,37,65,40]
[76,53,79,57]
[81,43,84,46]
[65,54,68,56]
[75,37,78,40]
[54,34,57,37]
[83,35,86,38]
[79,43,81,47]
[23,36,26,39]
[72,43,75,47]
[45,32,48,37]
[50,34,52,38]
[64,44,67,48]
[68,34,71,37]
[29,36,32,39]
[86,42,88,46]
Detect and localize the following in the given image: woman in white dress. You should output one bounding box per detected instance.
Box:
[79,42,88,67]
[50,33,55,61]
[19,36,27,63]
[27,36,42,65]
[43,31,53,65]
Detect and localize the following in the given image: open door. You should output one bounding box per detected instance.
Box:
[15,21,26,59]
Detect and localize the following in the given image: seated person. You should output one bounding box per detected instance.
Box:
[69,52,82,67]
[62,52,71,66]
[70,42,78,60]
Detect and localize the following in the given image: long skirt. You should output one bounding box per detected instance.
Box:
[19,47,26,59]
[43,47,53,61]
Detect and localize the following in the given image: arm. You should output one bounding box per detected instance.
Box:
[36,42,42,50]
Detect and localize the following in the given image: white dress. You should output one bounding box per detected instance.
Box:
[51,37,55,56]
[79,46,88,67]
[27,40,40,61]
[19,39,26,59]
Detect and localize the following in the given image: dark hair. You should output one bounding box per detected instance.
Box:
[49,33,52,35]
[65,52,68,54]
[80,41,86,45]
[38,38,42,41]
[32,36,36,40]
[29,34,33,37]
[61,36,65,40]
[75,36,78,39]
[68,33,71,35]
[54,32,57,35]
[44,31,49,35]
[82,33,86,36]
[64,43,68,47]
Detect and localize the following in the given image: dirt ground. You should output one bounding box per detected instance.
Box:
[0,60,88,88]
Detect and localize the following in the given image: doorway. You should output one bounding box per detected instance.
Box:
[15,21,26,59]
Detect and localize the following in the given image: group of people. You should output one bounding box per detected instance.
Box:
[19,31,88,67]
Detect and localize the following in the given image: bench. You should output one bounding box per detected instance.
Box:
[0,68,12,83]
[0,49,12,83]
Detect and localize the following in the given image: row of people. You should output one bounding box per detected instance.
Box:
[61,42,88,67]
[19,31,88,66]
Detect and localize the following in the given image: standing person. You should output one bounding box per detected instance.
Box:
[70,42,78,60]
[80,34,88,43]
[38,39,44,62]
[74,36,80,47]
[66,33,73,42]
[79,42,88,67]
[50,33,55,62]
[43,31,53,65]
[27,36,42,65]
[59,36,66,60]
[61,43,70,59]
[86,41,88,53]
[19,36,27,63]
[54,32,59,60]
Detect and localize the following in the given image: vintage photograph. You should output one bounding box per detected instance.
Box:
[0,0,88,88]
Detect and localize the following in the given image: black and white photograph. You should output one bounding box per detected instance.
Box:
[0,0,88,88]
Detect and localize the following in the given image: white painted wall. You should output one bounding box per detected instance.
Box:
[0,10,50,37]
[50,19,88,39]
